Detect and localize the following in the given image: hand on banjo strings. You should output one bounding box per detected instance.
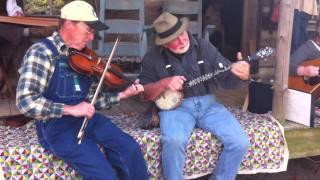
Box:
[230,52,250,80]
[160,75,187,91]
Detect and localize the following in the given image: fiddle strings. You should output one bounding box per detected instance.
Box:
[77,37,121,144]
[70,49,95,61]
[70,47,133,85]
[108,66,135,84]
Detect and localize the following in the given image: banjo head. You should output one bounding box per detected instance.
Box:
[155,90,183,110]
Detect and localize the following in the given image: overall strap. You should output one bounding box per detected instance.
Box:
[38,38,67,99]
[39,38,59,57]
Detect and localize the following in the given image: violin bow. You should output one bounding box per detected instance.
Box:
[77,36,120,144]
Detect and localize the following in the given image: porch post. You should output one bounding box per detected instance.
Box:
[272,0,295,123]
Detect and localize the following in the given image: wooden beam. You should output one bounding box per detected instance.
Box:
[241,0,258,56]
[0,16,58,27]
[272,0,294,123]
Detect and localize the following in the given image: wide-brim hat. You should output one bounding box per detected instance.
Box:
[153,12,189,45]
[60,1,108,31]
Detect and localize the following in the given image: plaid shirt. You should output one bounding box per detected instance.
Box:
[16,32,118,120]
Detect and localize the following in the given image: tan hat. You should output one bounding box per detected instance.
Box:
[60,1,108,31]
[153,12,188,45]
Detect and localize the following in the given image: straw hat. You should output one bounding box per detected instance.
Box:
[153,12,189,45]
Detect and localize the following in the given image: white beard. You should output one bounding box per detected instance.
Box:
[172,41,190,54]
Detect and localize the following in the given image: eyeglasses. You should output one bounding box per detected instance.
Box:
[78,23,95,35]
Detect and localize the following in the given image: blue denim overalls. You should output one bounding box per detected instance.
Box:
[35,39,148,180]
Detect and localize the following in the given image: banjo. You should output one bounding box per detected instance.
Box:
[155,47,275,110]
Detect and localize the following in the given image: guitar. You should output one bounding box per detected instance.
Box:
[155,47,275,110]
[288,59,320,98]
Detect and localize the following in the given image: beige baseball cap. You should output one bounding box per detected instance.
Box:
[60,0,108,31]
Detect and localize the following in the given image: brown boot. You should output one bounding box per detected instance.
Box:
[29,26,56,38]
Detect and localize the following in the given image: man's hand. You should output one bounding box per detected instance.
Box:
[63,102,95,119]
[118,79,144,101]
[297,66,319,77]
[142,75,186,101]
[160,75,187,91]
[230,52,250,80]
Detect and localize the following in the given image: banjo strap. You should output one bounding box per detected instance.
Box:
[195,40,210,94]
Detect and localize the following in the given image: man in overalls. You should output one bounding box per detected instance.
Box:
[16,1,149,179]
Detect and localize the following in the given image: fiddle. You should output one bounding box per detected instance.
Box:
[69,47,134,88]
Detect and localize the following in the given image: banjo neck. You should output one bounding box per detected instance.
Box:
[185,65,231,89]
[184,46,275,89]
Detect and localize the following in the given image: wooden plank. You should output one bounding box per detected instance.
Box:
[241,0,258,56]
[0,16,58,27]
[272,0,294,124]
[162,1,199,14]
[106,0,141,10]
[242,93,249,112]
[162,0,202,39]
[285,128,320,159]
[242,40,257,112]
[284,120,310,131]
[0,98,21,117]
[214,86,248,107]
[104,42,141,56]
[9,99,21,116]
[0,99,10,116]
[106,19,142,33]
[98,0,146,59]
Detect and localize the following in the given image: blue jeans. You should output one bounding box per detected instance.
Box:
[159,95,249,180]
